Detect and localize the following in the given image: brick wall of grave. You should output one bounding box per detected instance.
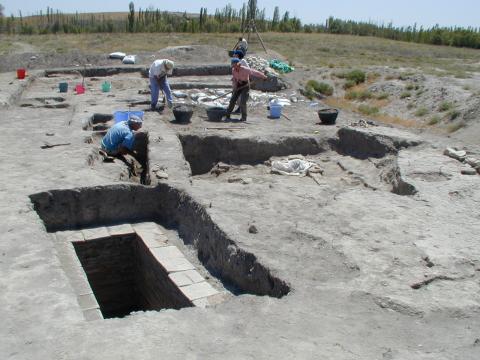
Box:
[73,234,192,318]
[134,238,193,311]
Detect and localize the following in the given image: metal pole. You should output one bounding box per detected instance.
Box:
[253,23,268,53]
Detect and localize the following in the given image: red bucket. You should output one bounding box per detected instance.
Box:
[75,84,85,94]
[17,68,26,79]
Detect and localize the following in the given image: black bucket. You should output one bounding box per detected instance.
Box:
[318,108,339,125]
[206,107,227,122]
[173,105,194,123]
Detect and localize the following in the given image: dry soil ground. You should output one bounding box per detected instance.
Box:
[0,38,479,360]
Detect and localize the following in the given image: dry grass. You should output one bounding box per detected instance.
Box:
[1,32,480,74]
[324,97,419,128]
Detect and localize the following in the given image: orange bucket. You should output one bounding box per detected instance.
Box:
[17,68,26,79]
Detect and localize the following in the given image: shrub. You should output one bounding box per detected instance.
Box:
[447,120,466,133]
[367,72,381,81]
[303,87,316,99]
[335,69,366,85]
[448,109,461,120]
[398,72,415,80]
[400,92,412,99]
[376,93,389,100]
[358,104,379,115]
[415,107,428,117]
[405,83,415,91]
[428,115,441,125]
[305,80,334,96]
[343,80,356,89]
[407,102,415,109]
[438,101,453,112]
[345,69,366,84]
[345,90,372,101]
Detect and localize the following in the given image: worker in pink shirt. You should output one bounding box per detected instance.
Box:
[226,58,267,121]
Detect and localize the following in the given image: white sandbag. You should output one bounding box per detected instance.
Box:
[109,52,126,59]
[122,55,136,64]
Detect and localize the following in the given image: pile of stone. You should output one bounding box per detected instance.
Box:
[444,147,480,175]
[245,56,278,77]
[172,88,275,108]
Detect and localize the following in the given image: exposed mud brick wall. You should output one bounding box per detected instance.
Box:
[44,65,286,92]
[45,66,144,77]
[154,184,290,298]
[336,127,422,159]
[29,185,158,231]
[144,65,232,78]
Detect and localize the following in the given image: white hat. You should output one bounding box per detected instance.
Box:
[164,60,174,75]
[128,114,143,125]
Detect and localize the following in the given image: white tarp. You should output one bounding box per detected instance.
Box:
[271,159,315,176]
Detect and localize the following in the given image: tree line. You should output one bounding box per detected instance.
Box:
[0,1,479,49]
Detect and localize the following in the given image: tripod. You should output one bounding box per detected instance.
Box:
[240,19,268,54]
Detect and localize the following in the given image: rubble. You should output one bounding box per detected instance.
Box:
[245,56,278,77]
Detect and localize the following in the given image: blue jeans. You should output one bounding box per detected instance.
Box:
[149,76,172,108]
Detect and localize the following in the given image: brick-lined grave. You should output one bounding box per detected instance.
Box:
[54,222,219,320]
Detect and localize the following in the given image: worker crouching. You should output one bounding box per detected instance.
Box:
[226,58,267,122]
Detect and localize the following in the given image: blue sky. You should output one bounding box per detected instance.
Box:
[1,0,479,28]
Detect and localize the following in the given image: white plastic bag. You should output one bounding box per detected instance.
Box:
[122,55,136,64]
[109,52,126,59]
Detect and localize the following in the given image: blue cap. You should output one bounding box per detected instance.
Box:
[233,50,244,58]
[231,58,240,65]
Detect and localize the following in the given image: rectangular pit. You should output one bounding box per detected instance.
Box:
[30,184,290,300]
[73,233,192,318]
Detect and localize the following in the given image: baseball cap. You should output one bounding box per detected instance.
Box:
[164,60,174,75]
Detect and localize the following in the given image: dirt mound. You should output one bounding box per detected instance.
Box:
[154,45,230,64]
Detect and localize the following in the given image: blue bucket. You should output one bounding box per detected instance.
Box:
[114,110,144,123]
[270,104,282,118]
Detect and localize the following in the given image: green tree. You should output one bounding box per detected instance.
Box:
[247,0,257,21]
[128,2,135,32]
[272,6,279,31]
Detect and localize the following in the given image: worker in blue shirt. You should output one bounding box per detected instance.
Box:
[100,114,150,184]
[101,115,143,156]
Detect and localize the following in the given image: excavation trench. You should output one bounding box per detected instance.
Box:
[30,183,290,299]
[180,134,329,175]
[179,133,418,196]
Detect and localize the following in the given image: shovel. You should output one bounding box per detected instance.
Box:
[209,81,254,102]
